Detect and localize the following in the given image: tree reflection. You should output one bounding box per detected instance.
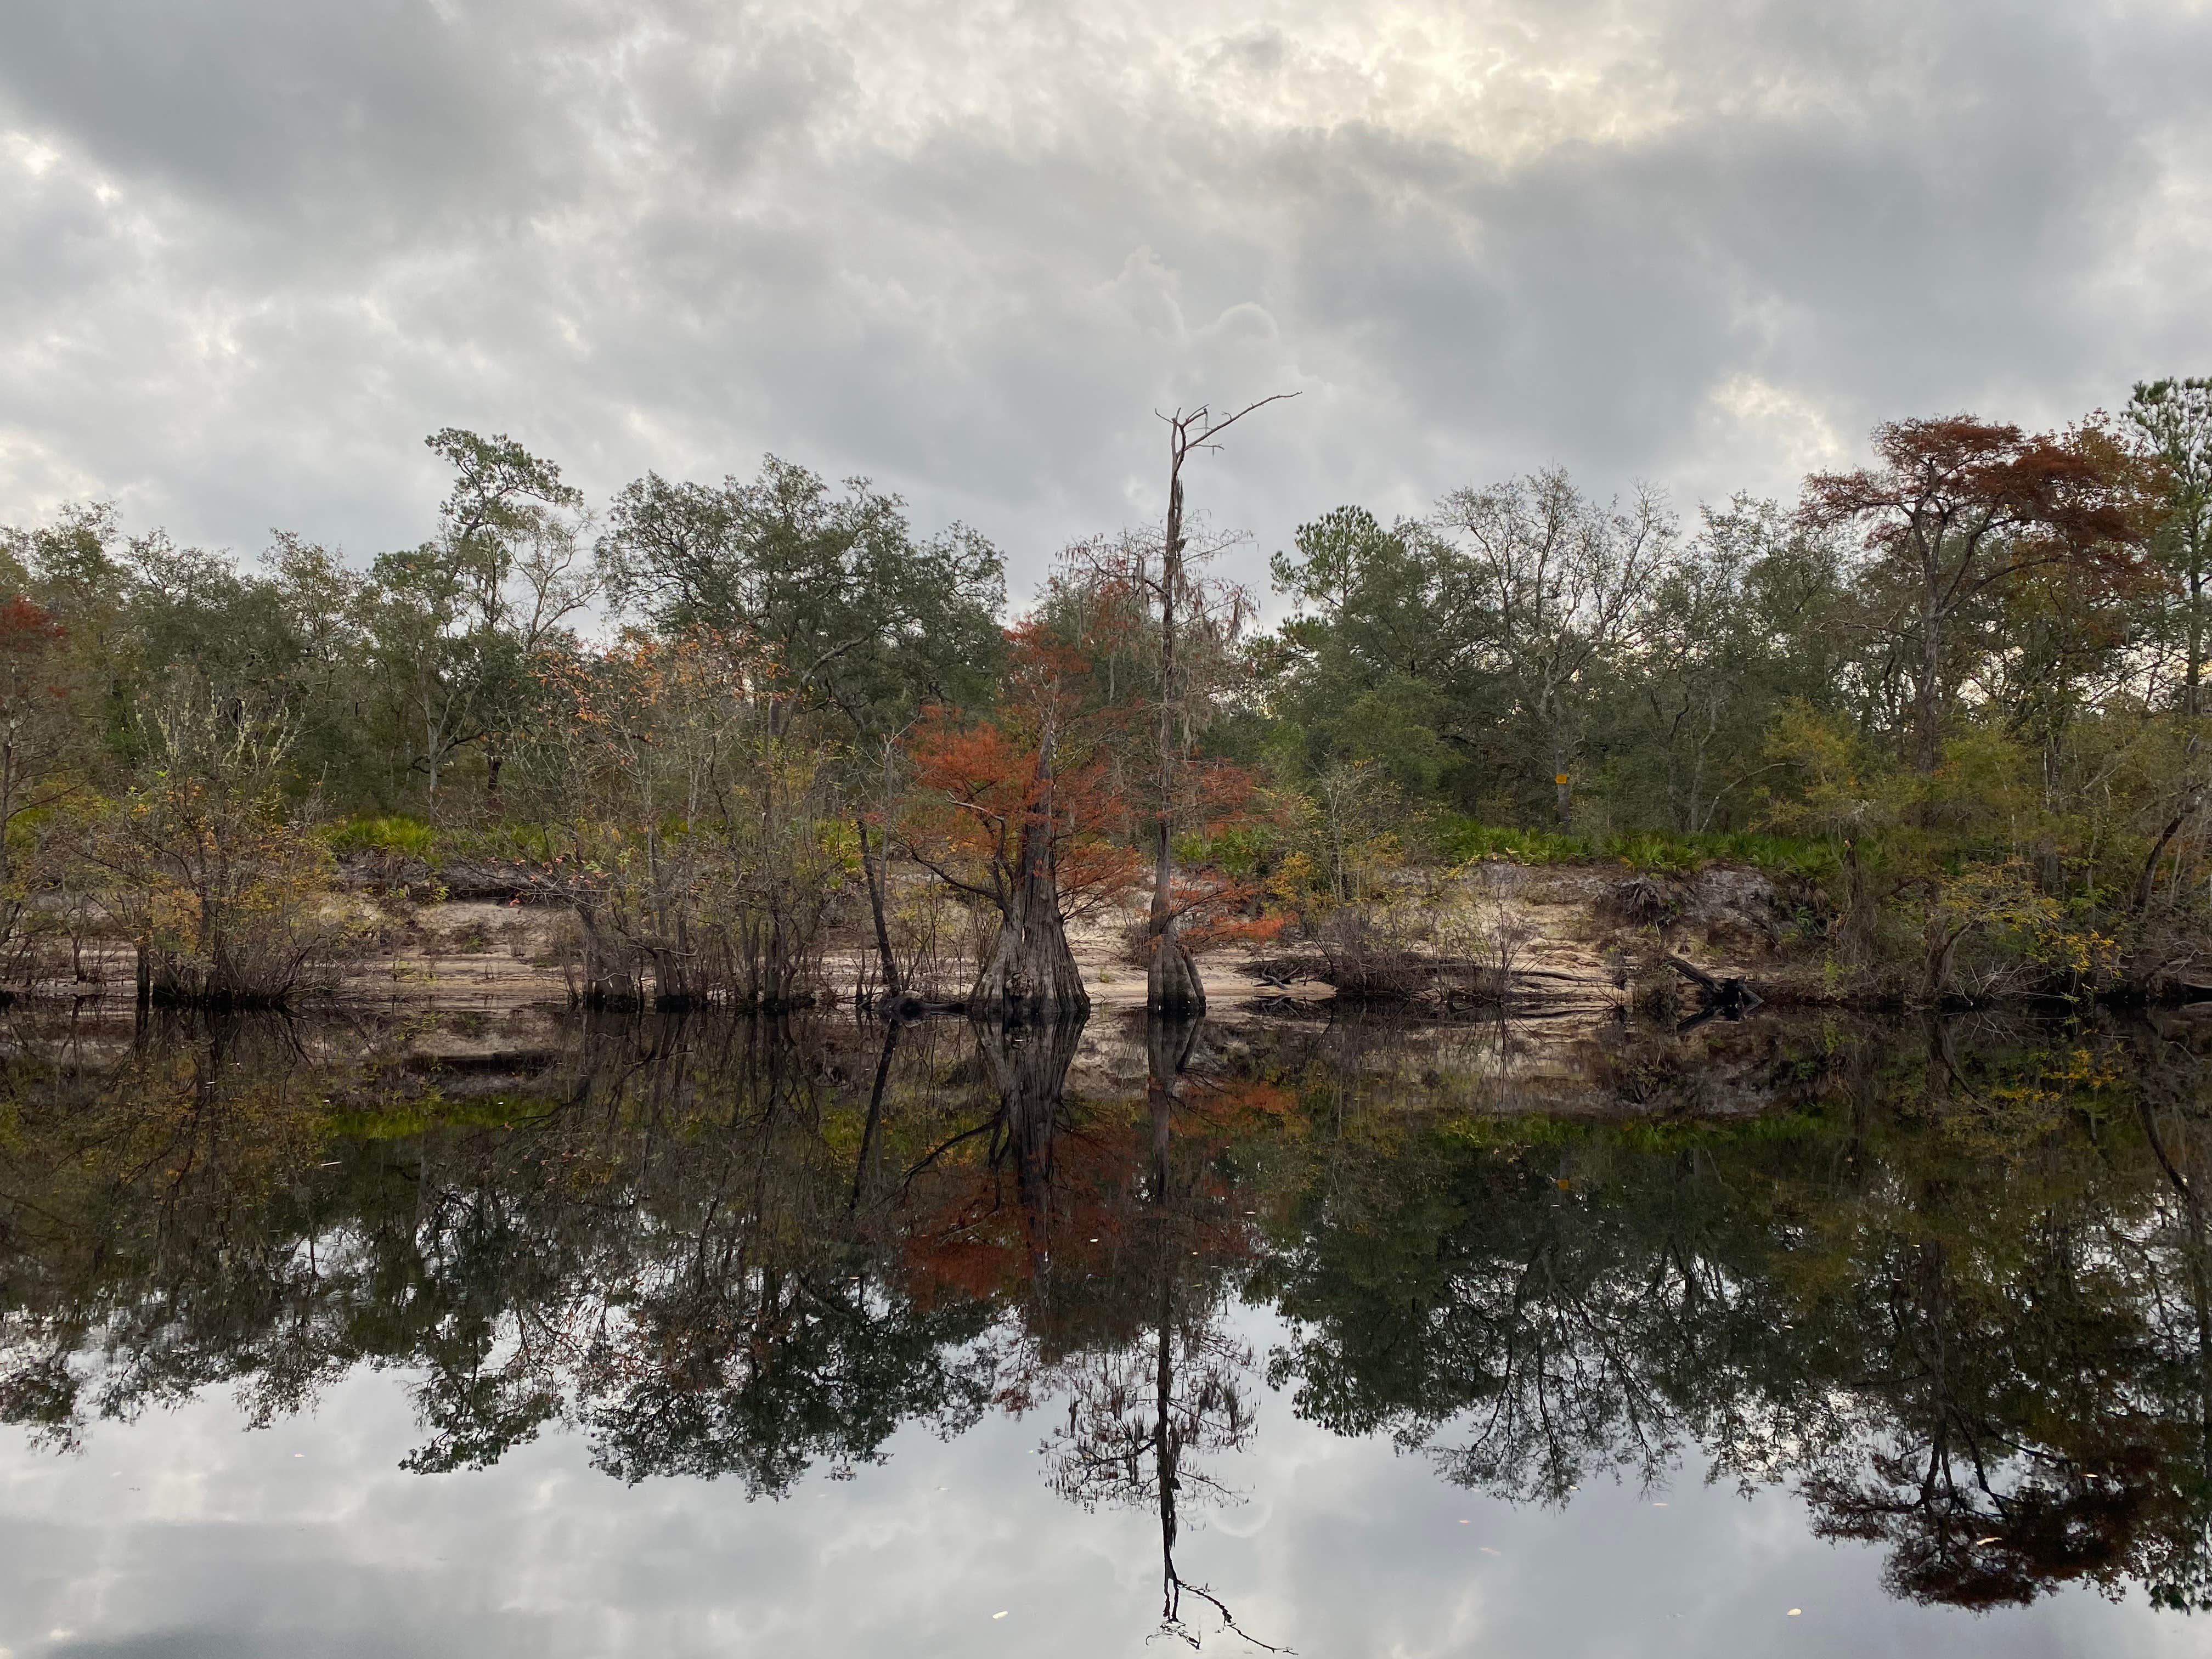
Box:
[1028,1015,1275,1649]
[1259,1012,2212,1612]
[1,1004,2211,1622]
[0,1010,1000,1491]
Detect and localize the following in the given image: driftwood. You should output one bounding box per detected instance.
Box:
[864,992,970,1019]
[1666,955,1762,1025]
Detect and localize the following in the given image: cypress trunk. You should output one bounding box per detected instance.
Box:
[970,732,1090,1021]
[1147,924,1206,1013]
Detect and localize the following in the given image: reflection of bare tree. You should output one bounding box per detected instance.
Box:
[0,1010,1010,1488]
[1040,1015,1282,1651]
[1418,1220,1688,1504]
[847,1017,901,1211]
[0,1009,369,1450]
[1764,1024,2212,1608]
[2131,1022,2212,1610]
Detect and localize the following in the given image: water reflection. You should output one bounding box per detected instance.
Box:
[1033,1015,1274,1649]
[2,1003,2210,1637]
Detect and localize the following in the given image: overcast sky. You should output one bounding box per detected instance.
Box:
[2,0,2208,600]
[1,1316,2181,1658]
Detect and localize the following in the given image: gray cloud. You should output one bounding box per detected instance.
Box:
[1,0,2206,599]
[0,1314,2184,1657]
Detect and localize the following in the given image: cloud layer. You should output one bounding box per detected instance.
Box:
[3,0,2208,595]
[0,1321,2186,1657]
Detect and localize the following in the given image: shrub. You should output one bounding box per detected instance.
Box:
[323,815,439,859]
[1434,815,1839,879]
[1173,822,1279,878]
[1435,817,1591,864]
[92,687,366,1007]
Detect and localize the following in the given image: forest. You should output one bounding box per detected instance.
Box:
[0,381,2207,1013]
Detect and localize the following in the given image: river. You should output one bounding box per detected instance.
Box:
[1,1003,2208,1655]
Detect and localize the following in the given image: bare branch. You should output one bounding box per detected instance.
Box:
[1161,392,1301,458]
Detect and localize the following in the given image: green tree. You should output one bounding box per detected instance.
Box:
[1601,496,1845,832]
[1265,505,1487,802]
[364,430,589,808]
[599,456,1003,1000]
[1432,469,1677,823]
[2126,378,2212,719]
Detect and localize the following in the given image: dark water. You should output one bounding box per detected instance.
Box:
[4,1003,2211,1657]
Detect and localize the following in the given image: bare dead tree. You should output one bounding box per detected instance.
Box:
[1148,395,1297,1014]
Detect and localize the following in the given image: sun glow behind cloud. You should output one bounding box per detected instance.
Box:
[787,0,1693,161]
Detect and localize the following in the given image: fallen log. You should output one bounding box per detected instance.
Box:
[1666,955,1763,1017]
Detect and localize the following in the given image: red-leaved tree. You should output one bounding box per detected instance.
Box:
[1801,417,2143,772]
[898,622,1141,1019]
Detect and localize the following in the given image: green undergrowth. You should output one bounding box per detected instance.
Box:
[1436,816,1841,879]
[1438,1105,1836,1155]
[1177,815,1839,881]
[347,807,1839,889]
[321,816,589,870]
[321,814,439,859]
[334,801,1839,882]
[328,1089,567,1139]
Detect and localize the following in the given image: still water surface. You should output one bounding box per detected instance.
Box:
[3,1005,2210,1655]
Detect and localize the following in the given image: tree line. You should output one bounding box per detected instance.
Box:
[0,381,2207,1009]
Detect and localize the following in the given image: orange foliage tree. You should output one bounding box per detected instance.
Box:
[898,620,1140,1018]
[1801,417,2145,773]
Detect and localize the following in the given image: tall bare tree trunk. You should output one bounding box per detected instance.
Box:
[1139,394,1291,1012]
[1150,448,1205,1014]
